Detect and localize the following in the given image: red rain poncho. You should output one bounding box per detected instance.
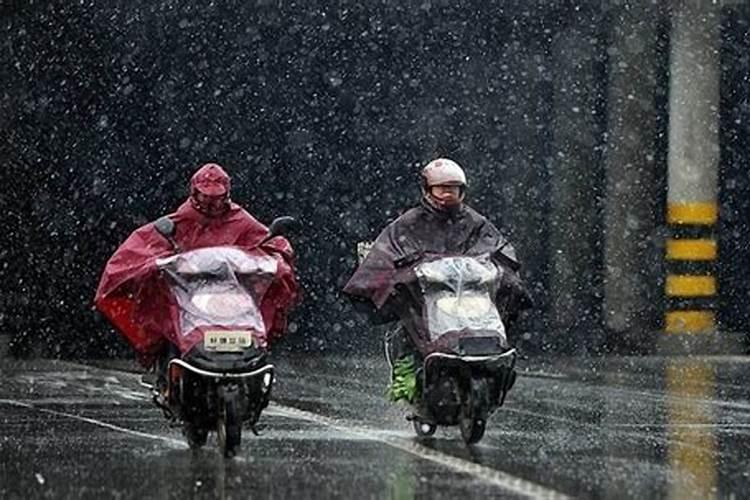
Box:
[94,198,298,365]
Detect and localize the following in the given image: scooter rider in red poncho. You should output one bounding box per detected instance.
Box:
[94,163,299,377]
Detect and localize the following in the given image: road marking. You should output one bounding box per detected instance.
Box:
[0,398,187,449]
[610,423,750,429]
[517,370,568,380]
[266,403,571,500]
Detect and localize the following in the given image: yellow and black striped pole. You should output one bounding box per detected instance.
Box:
[665,0,720,336]
[662,6,720,494]
[665,204,717,334]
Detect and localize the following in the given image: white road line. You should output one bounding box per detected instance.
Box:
[266,403,571,500]
[610,423,750,429]
[0,398,187,449]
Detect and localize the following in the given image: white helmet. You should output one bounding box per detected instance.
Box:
[421,158,467,189]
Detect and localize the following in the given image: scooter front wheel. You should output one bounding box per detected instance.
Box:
[460,380,488,445]
[217,388,242,458]
[183,422,208,449]
[459,412,486,445]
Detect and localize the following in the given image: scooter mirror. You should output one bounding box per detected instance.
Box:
[154,216,176,238]
[267,216,299,238]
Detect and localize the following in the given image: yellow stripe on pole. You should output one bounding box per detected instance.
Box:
[665,310,715,334]
[667,202,718,225]
[666,239,717,261]
[666,275,716,297]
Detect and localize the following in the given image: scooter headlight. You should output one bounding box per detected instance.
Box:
[191,290,255,318]
[436,296,492,317]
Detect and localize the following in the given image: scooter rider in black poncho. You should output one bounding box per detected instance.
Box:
[343,158,532,376]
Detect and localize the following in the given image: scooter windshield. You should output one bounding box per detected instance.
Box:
[156,247,278,336]
[415,255,505,340]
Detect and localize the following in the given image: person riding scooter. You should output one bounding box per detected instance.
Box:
[343,157,531,389]
[95,163,299,373]
[96,163,299,455]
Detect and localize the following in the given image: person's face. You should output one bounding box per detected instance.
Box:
[429,184,464,207]
[193,191,229,217]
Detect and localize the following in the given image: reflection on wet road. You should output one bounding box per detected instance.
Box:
[1,354,749,499]
[665,360,717,500]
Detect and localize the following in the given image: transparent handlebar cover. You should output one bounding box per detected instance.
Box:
[156,246,278,336]
[415,255,505,340]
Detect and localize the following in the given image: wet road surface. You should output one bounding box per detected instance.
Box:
[1,354,749,499]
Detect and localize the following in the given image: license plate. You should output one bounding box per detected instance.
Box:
[204,331,253,352]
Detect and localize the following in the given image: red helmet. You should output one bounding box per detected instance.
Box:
[421,158,467,189]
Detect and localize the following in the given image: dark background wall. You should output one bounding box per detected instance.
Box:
[1,1,748,360]
[720,3,750,338]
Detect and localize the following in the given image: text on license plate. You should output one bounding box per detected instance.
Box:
[204,331,254,352]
